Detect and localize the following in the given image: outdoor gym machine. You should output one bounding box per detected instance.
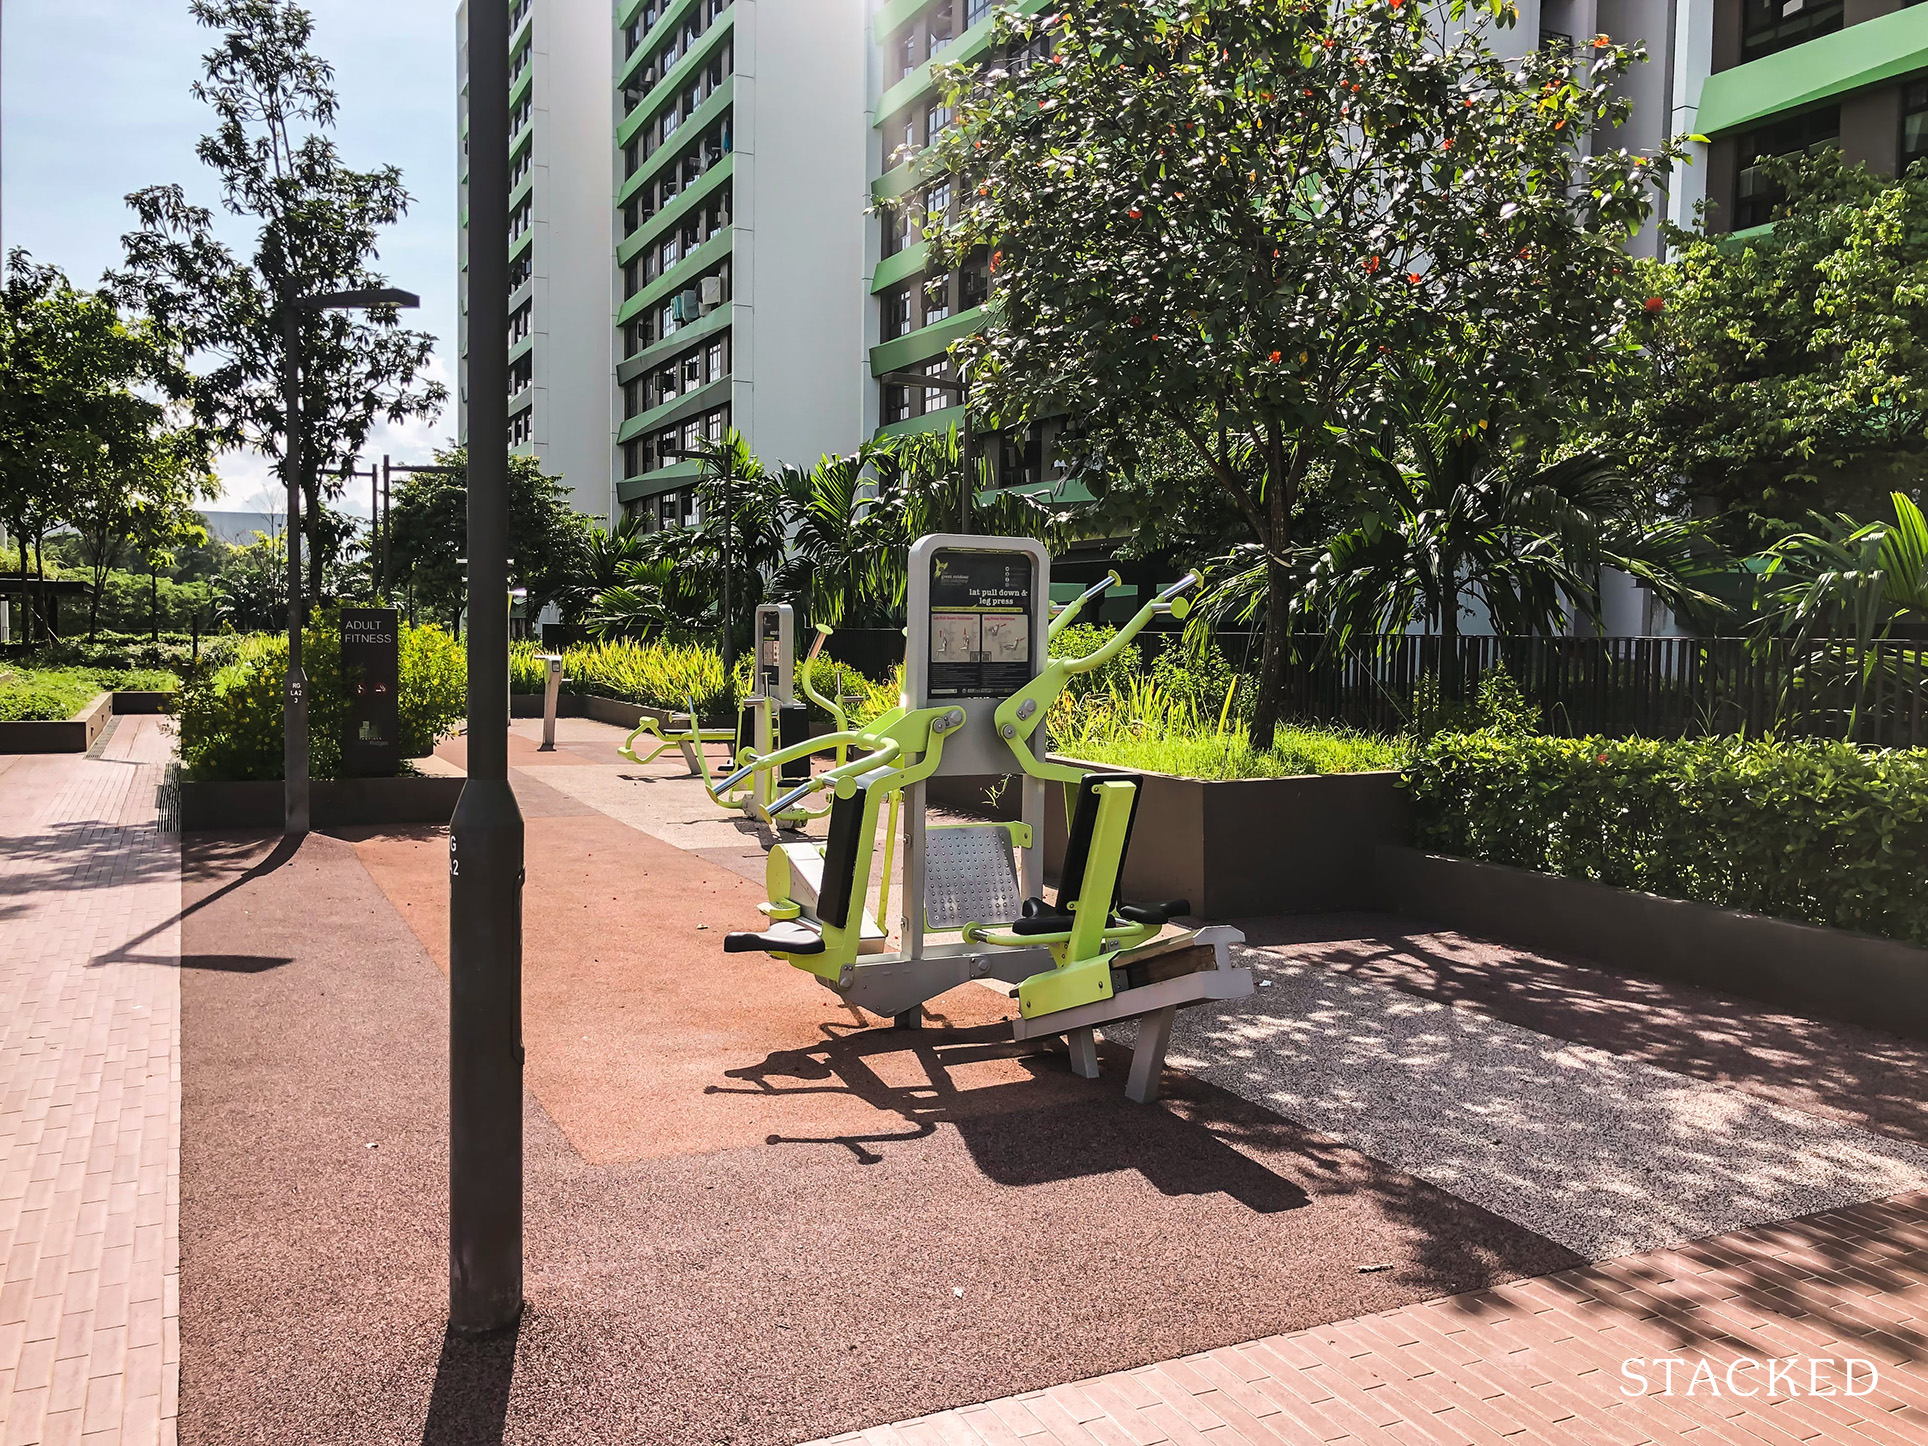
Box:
[619,603,845,829]
[722,535,1252,1102]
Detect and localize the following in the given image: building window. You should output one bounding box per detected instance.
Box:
[960,250,989,310]
[923,275,951,327]
[882,284,914,340]
[1741,0,1843,63]
[1905,81,1928,173]
[921,360,951,416]
[968,0,993,26]
[1733,106,1838,229]
[882,381,912,425]
[882,203,913,258]
[925,180,952,228]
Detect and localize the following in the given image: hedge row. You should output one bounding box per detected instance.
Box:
[1405,733,1928,945]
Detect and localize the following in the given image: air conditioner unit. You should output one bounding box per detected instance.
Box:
[679,287,700,318]
[699,276,723,311]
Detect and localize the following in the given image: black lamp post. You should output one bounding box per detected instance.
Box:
[280,285,420,836]
[878,368,974,535]
[448,0,525,1339]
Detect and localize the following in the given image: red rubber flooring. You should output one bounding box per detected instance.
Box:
[176,827,1578,1446]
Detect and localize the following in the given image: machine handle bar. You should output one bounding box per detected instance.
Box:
[1057,572,1200,678]
[716,728,871,795]
[766,738,902,817]
[1047,571,1122,639]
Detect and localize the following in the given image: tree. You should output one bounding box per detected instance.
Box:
[386,446,587,633]
[111,0,444,607]
[213,530,288,631]
[0,251,212,641]
[546,511,648,624]
[929,0,1679,741]
[1617,155,1928,539]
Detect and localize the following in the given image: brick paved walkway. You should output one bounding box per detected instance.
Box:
[805,1190,1928,1446]
[0,720,182,1446]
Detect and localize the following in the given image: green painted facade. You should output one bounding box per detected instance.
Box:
[1698,3,1928,135]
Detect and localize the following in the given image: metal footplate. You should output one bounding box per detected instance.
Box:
[1010,926,1250,1104]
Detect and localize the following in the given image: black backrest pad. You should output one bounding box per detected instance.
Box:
[816,787,867,929]
[1058,773,1142,913]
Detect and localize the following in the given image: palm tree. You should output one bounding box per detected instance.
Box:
[1301,369,1714,692]
[1753,490,1928,736]
[589,431,786,657]
[548,511,645,624]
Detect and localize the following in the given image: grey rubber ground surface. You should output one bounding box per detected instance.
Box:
[1134,946,1928,1260]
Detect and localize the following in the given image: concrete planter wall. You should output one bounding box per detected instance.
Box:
[179,776,467,832]
[1039,762,1411,917]
[0,693,112,754]
[110,691,174,715]
[508,693,731,730]
[1376,846,1928,1041]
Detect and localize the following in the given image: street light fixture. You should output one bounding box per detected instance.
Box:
[878,369,975,535]
[279,285,421,836]
[662,440,740,673]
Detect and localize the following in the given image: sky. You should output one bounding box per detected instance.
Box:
[2,0,460,519]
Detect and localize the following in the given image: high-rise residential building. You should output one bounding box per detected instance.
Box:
[866,0,1043,489]
[457,0,615,523]
[1670,0,1928,238]
[611,0,869,528]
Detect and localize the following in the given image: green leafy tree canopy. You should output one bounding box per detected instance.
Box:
[111,0,445,603]
[1619,154,1928,536]
[929,0,1680,739]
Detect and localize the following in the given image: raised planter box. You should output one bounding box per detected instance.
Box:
[1036,762,1411,917]
[111,690,174,715]
[0,692,112,754]
[1374,846,1928,1041]
[179,776,468,832]
[509,692,735,731]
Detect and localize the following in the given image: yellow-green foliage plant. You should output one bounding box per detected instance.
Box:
[510,637,735,716]
[1050,676,1407,781]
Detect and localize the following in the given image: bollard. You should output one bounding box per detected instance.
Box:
[538,654,564,752]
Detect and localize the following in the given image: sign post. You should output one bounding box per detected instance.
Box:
[339,607,400,777]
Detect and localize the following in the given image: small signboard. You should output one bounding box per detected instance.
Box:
[340,607,400,777]
[926,548,1036,700]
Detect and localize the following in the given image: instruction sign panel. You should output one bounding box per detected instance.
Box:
[340,606,400,777]
[927,548,1035,699]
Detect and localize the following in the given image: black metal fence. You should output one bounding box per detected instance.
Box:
[1262,634,1928,747]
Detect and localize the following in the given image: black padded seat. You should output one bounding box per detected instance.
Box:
[723,920,826,955]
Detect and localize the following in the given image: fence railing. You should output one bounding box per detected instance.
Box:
[809,627,1928,746]
[1259,634,1928,747]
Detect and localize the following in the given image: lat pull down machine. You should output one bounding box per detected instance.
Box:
[722,535,1252,1102]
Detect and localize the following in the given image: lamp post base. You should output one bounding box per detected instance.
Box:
[448,776,526,1336]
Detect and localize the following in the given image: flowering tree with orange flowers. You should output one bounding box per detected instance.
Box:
[929,0,1683,741]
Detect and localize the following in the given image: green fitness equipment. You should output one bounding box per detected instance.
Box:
[618,703,737,776]
[723,536,1252,1102]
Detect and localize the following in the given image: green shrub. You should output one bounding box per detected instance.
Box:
[0,664,180,721]
[179,616,466,781]
[1050,622,1141,699]
[1405,732,1928,944]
